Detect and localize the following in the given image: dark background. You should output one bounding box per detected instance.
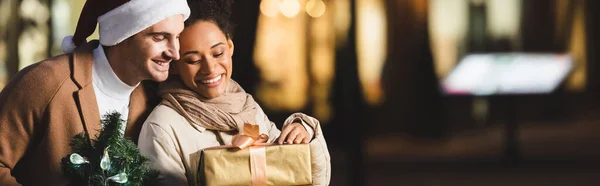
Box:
[230,0,600,185]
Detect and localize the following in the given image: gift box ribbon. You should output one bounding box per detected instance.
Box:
[206,124,270,186]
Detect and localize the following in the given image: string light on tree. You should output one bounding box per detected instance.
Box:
[67,147,132,185]
[107,173,128,184]
[100,147,111,171]
[69,153,89,165]
[61,112,157,186]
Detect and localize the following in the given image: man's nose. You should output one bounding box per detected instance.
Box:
[166,39,180,60]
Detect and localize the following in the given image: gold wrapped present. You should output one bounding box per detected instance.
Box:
[198,124,312,186]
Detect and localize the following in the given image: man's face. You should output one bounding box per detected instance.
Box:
[117,14,185,84]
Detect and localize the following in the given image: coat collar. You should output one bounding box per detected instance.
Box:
[71,41,97,89]
[71,41,101,140]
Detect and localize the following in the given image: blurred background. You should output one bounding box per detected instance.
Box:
[2,0,600,185]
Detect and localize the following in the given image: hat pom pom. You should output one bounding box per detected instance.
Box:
[61,35,77,53]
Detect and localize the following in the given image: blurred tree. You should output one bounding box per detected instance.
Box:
[0,0,52,90]
[379,0,445,139]
[0,0,23,89]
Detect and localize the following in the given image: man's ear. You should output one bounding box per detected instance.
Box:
[228,38,234,57]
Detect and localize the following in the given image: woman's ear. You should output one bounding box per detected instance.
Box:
[169,61,179,75]
[228,38,234,57]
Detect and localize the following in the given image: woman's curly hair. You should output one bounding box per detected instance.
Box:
[185,0,235,38]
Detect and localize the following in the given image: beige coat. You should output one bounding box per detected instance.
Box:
[138,104,331,186]
[0,41,156,185]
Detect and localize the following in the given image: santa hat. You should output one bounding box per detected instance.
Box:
[61,0,190,53]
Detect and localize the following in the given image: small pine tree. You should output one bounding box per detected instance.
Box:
[61,111,158,186]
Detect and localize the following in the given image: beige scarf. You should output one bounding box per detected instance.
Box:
[159,76,260,133]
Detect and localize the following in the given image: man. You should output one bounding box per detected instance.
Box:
[0,0,190,185]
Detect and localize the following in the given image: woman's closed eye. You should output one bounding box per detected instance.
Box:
[214,51,224,58]
[184,58,201,64]
[185,60,200,64]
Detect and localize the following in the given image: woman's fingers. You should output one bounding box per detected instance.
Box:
[277,123,310,144]
[286,129,301,144]
[278,125,293,144]
[301,136,310,144]
[294,133,309,144]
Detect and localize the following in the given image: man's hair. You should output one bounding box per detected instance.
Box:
[185,0,235,38]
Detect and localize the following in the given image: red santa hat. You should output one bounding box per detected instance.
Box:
[61,0,190,53]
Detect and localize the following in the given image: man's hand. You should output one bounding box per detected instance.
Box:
[277,122,310,144]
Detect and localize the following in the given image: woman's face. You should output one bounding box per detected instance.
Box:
[175,21,234,99]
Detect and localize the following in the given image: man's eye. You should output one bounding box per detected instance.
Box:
[153,35,166,42]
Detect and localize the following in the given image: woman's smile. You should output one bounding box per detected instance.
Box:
[196,74,224,87]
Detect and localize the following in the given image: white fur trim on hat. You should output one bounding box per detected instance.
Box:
[97,0,190,46]
[61,35,77,53]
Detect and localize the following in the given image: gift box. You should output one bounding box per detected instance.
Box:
[198,124,312,186]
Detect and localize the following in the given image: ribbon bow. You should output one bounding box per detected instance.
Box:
[206,123,269,186]
[231,123,269,150]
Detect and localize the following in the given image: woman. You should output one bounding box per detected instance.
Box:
[137,0,331,185]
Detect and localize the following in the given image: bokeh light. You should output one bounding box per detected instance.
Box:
[280,0,301,18]
[306,0,326,18]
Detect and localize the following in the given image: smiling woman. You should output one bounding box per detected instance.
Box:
[137,0,331,185]
[175,21,234,99]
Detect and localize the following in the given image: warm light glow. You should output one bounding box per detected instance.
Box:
[51,0,71,55]
[254,2,309,110]
[18,0,50,70]
[356,0,387,105]
[280,0,300,18]
[255,0,336,121]
[260,0,280,17]
[309,9,335,122]
[566,2,586,91]
[412,0,427,22]
[19,28,48,70]
[428,0,469,79]
[306,0,326,18]
[486,0,521,40]
[20,0,49,24]
[333,0,351,47]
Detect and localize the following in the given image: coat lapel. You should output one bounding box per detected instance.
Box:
[75,88,101,139]
[71,41,101,140]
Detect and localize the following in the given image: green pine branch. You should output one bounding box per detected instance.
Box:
[61,111,158,186]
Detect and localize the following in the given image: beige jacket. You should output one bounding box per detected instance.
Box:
[138,104,331,186]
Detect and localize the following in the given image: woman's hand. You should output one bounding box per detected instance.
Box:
[277,122,310,144]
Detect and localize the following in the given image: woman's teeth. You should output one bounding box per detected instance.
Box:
[201,75,222,84]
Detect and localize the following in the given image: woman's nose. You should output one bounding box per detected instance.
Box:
[199,58,217,74]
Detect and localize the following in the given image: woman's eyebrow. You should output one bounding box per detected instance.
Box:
[211,42,224,49]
